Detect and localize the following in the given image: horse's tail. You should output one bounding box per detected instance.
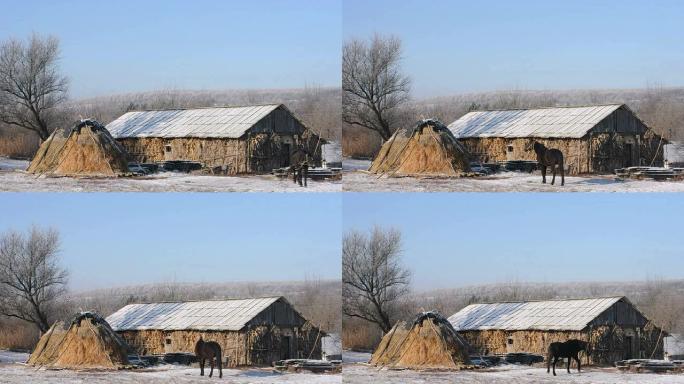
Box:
[216,344,223,377]
[215,344,222,366]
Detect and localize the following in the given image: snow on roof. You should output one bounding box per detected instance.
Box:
[106,104,282,139]
[448,104,623,139]
[448,297,624,332]
[106,297,282,331]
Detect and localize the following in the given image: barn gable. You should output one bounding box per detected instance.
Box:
[448,104,647,139]
[106,104,307,139]
[448,296,647,332]
[106,296,307,332]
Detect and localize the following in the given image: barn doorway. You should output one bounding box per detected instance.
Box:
[281,336,291,360]
[625,336,634,359]
[624,143,633,167]
[282,144,291,167]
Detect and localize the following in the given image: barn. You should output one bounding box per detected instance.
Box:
[106,297,323,367]
[448,296,665,365]
[106,104,323,174]
[448,104,665,174]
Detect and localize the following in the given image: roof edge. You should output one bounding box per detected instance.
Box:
[461,296,625,306]
[463,103,624,113]
[117,295,284,306]
[121,103,283,113]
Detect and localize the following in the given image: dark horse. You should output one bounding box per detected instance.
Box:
[289,146,310,187]
[547,339,588,376]
[533,142,565,186]
[195,337,222,378]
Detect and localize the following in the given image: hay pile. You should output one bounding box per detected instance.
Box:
[369,119,471,176]
[371,311,471,370]
[28,312,129,369]
[28,119,129,176]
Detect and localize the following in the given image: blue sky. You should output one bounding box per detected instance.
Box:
[344,193,684,291]
[344,0,684,98]
[0,194,341,291]
[0,0,341,98]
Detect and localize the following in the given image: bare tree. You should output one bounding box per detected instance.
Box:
[0,226,68,332]
[0,34,69,141]
[342,226,410,333]
[343,34,410,141]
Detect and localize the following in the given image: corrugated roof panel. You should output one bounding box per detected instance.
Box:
[448,297,623,331]
[106,297,281,331]
[106,104,282,139]
[448,105,622,139]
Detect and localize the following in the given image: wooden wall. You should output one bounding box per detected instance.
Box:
[460,325,663,366]
[119,324,322,367]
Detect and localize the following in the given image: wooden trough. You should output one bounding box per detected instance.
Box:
[615,359,684,373]
[274,359,341,373]
[615,166,684,180]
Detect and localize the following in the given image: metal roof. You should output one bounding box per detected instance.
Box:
[448,104,623,139]
[106,297,281,331]
[106,104,282,139]
[448,297,624,332]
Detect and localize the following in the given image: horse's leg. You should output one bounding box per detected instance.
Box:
[200,358,204,376]
[218,353,223,378]
[561,159,565,186]
[552,356,558,376]
[575,355,581,372]
[567,356,571,373]
[551,162,556,185]
[541,165,547,184]
[303,166,308,187]
[209,357,214,378]
[547,352,551,373]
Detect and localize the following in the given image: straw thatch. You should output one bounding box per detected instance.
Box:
[371,311,471,370]
[369,119,471,176]
[28,312,129,369]
[28,119,129,177]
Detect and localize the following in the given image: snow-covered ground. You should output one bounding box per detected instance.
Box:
[0,158,341,192]
[0,350,29,363]
[0,351,340,384]
[0,157,29,171]
[342,158,373,172]
[343,160,684,192]
[342,350,372,364]
[342,352,684,384]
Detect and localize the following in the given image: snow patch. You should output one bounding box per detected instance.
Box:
[344,169,684,192]
[0,169,341,192]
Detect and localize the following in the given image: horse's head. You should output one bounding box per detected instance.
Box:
[532,141,545,155]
